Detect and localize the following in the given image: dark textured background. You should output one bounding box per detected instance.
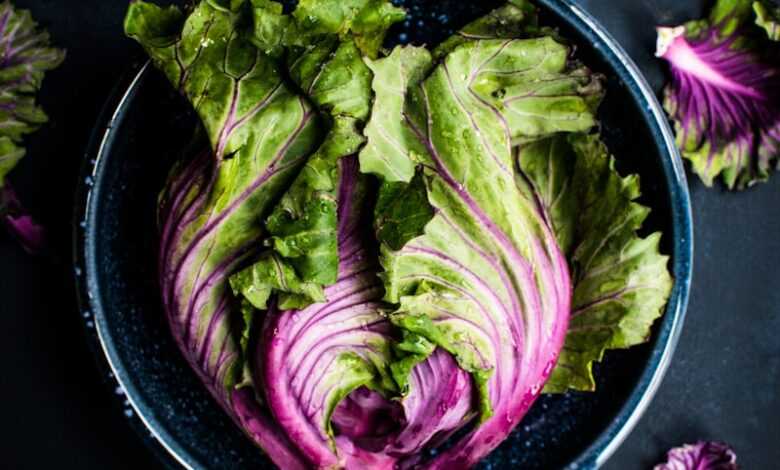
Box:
[1,1,778,469]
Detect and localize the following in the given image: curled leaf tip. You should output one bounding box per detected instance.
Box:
[655,25,687,57]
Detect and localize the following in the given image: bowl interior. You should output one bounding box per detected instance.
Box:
[77,1,688,469]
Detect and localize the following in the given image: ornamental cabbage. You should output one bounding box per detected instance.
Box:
[126,0,673,468]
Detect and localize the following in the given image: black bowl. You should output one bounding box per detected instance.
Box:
[74,1,693,469]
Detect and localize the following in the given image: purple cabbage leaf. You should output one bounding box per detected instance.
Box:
[515,134,673,392]
[655,441,739,470]
[126,1,323,465]
[656,0,780,189]
[255,156,395,469]
[0,1,64,253]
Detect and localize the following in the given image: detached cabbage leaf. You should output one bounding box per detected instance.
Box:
[361,34,602,465]
[0,0,64,150]
[0,1,64,253]
[516,134,673,392]
[655,441,739,470]
[0,185,45,253]
[656,0,780,189]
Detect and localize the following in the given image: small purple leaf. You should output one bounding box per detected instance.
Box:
[0,185,45,254]
[655,441,739,470]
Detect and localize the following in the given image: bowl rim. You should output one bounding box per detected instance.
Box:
[73,2,694,469]
[543,1,693,467]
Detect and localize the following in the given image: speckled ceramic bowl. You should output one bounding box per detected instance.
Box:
[73,1,693,468]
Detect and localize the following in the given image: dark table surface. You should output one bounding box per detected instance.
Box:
[1,1,778,469]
